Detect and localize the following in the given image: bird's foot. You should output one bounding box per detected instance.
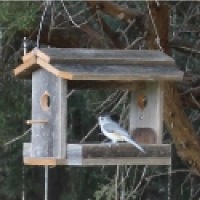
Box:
[107,142,112,148]
[105,141,114,148]
[101,139,110,144]
[109,141,119,147]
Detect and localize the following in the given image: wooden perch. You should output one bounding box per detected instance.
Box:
[26,120,48,125]
[23,143,171,166]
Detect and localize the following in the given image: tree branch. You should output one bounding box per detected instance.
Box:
[146,2,200,175]
[87,1,144,24]
[170,37,200,55]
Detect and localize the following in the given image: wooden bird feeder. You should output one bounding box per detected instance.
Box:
[14,48,183,166]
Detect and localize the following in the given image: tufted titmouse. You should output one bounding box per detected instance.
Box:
[98,114,145,153]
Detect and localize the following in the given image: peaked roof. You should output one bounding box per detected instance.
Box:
[14,48,183,81]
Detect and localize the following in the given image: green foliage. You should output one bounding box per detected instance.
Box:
[0,76,31,144]
[94,182,115,200]
[0,2,38,32]
[0,75,32,199]
[0,145,23,199]
[0,1,39,45]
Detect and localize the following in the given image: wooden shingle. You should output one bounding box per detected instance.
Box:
[14,48,183,81]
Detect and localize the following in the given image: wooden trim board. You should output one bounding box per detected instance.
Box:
[24,157,65,166]
[69,71,183,81]
[24,157,171,166]
[23,48,176,65]
[15,48,183,81]
[23,143,171,166]
[22,48,49,63]
[14,56,37,78]
[38,48,175,65]
[36,58,73,80]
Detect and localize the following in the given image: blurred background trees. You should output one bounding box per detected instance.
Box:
[0,1,200,200]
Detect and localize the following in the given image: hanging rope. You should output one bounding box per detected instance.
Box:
[60,0,80,28]
[4,128,31,146]
[60,0,97,28]
[146,2,163,52]
[36,1,50,48]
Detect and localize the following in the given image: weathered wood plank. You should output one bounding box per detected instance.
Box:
[54,63,183,81]
[22,48,175,64]
[15,57,183,81]
[31,69,67,158]
[37,48,175,65]
[22,49,36,63]
[14,56,38,78]
[24,157,60,166]
[16,61,183,81]
[81,144,170,158]
[23,143,171,166]
[24,157,171,166]
[23,143,31,157]
[130,82,164,144]
[15,49,183,81]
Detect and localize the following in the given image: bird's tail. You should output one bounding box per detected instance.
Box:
[123,137,145,153]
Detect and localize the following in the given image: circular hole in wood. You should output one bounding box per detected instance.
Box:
[170,112,176,118]
[137,94,148,109]
[40,91,51,111]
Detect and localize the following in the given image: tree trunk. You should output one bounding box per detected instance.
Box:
[145,2,200,175]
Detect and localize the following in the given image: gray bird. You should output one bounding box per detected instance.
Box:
[98,114,145,153]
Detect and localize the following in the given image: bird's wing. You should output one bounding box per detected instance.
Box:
[122,137,145,153]
[101,119,145,153]
[102,121,130,137]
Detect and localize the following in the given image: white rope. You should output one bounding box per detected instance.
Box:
[60,0,97,28]
[60,0,80,28]
[66,89,75,98]
[4,128,31,146]
[146,2,163,52]
[80,123,98,143]
[36,1,50,48]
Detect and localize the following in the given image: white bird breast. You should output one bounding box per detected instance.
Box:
[102,128,126,142]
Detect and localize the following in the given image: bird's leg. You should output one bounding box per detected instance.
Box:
[105,140,115,148]
[108,141,113,148]
[114,141,119,146]
[98,132,104,136]
[110,140,119,147]
[101,139,112,147]
[101,138,110,143]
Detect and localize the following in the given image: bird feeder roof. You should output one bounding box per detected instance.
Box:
[14,48,183,81]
